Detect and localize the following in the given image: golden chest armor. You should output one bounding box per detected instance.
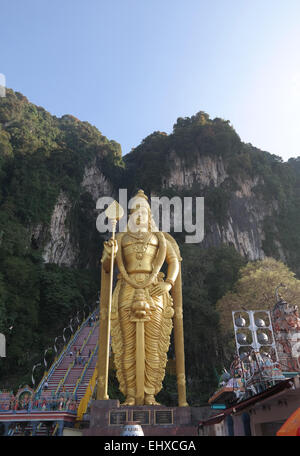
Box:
[122,233,159,274]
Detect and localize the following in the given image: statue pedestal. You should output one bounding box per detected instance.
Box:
[82,400,198,436]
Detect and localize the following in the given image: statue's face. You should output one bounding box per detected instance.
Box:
[128,206,149,232]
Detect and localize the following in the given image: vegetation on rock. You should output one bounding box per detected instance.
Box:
[0,90,123,388]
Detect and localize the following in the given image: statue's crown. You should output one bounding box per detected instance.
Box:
[129,189,151,212]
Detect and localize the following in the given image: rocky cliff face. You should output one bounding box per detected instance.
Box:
[42,192,78,266]
[163,153,285,261]
[30,192,79,267]
[164,151,228,189]
[81,157,114,203]
[33,159,115,267]
[38,151,288,266]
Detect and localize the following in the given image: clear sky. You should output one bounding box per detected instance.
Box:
[0,0,299,160]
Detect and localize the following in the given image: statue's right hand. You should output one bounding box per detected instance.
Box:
[103,238,118,256]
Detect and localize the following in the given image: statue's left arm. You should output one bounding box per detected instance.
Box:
[150,240,179,297]
[165,239,180,286]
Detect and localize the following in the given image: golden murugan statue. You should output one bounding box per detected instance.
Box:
[97,190,188,407]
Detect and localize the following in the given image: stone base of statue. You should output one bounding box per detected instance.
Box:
[81,400,198,436]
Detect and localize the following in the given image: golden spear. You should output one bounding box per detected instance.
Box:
[97,201,124,400]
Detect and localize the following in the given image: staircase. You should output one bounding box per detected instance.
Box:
[0,310,101,436]
[58,323,99,397]
[74,345,98,402]
[39,311,99,400]
[38,312,99,404]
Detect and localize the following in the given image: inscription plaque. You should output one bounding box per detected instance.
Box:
[154,410,173,425]
[109,411,127,426]
[132,410,150,425]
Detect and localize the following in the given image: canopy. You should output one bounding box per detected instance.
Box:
[276,408,300,436]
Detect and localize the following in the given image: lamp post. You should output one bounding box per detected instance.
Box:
[0,333,5,358]
[69,316,77,335]
[84,303,91,319]
[43,347,52,373]
[75,311,81,326]
[54,336,63,358]
[69,318,74,334]
[63,326,71,344]
[0,321,14,358]
[77,307,86,326]
[32,363,42,388]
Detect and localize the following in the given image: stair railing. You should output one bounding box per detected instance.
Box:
[76,361,98,422]
[55,360,75,395]
[52,422,59,436]
[73,345,98,397]
[70,320,98,389]
[79,327,94,354]
[78,311,99,354]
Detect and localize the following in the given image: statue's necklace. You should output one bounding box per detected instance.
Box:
[129,232,153,260]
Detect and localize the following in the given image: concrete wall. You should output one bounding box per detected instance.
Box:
[63,427,83,437]
[249,399,298,436]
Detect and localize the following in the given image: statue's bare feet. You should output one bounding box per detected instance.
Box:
[121,396,135,406]
[144,394,160,406]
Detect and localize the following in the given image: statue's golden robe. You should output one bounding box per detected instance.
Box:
[110,231,177,399]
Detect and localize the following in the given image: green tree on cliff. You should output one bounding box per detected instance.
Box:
[216,257,300,336]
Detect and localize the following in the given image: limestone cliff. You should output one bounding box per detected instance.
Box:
[31,159,115,267]
[81,157,115,203]
[42,192,78,266]
[165,151,228,189]
[163,152,283,261]
[122,116,298,270]
[39,149,287,267]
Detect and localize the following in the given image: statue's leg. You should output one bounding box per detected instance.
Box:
[144,302,164,405]
[144,293,173,405]
[119,304,136,405]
